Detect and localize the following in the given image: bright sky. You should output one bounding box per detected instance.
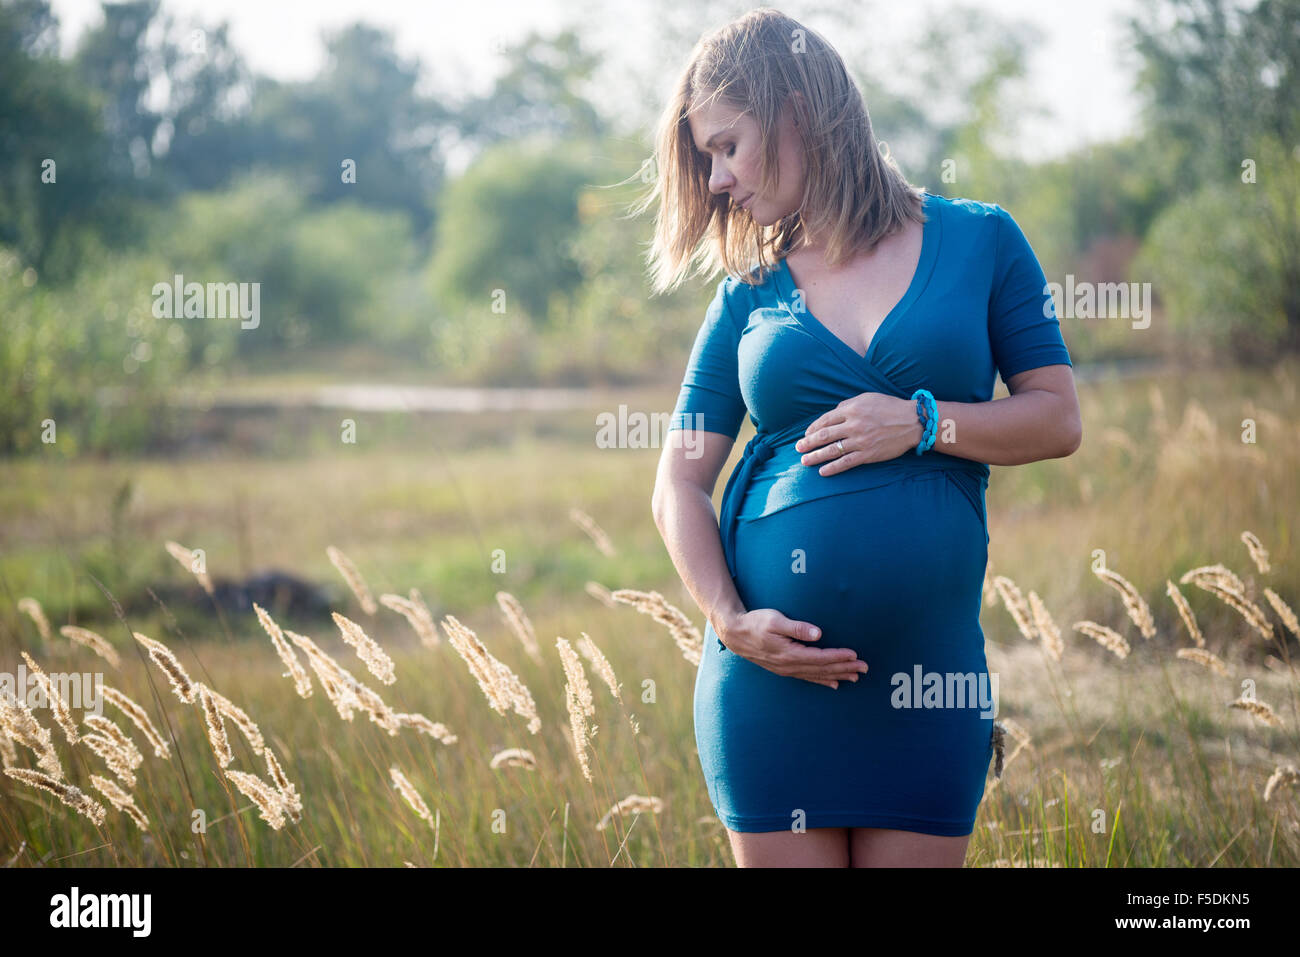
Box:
[48,0,1143,164]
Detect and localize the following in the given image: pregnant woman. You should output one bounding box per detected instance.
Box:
[646,10,1082,868]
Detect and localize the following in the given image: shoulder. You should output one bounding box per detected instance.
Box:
[929,193,1008,231]
[929,194,1032,262]
[712,260,779,326]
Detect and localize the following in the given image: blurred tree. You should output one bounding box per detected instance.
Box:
[0,0,133,277]
[244,23,450,235]
[426,136,597,330]
[452,27,606,149]
[1128,0,1300,356]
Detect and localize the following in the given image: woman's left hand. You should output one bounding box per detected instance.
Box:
[794,393,922,475]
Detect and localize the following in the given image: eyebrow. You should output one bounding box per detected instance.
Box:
[694,130,731,153]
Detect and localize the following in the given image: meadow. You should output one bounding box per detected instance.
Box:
[1,359,1298,867]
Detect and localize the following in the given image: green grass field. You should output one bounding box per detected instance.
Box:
[1,360,1297,866]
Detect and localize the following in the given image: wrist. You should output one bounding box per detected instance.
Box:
[710,604,745,640]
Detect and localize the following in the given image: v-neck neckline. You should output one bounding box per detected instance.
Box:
[776,191,941,365]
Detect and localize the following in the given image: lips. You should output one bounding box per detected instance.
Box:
[735,193,754,209]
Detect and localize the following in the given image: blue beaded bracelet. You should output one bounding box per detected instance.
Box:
[911,388,937,454]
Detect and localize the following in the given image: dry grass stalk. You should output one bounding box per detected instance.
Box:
[1148,383,1168,434]
[584,580,617,608]
[1165,580,1206,648]
[1093,566,1158,639]
[1264,764,1299,802]
[1263,588,1300,638]
[101,687,170,759]
[0,730,17,768]
[379,589,440,647]
[991,576,1037,641]
[981,561,999,608]
[596,794,664,831]
[132,631,196,703]
[496,591,543,663]
[576,632,622,703]
[610,589,703,666]
[1026,593,1062,661]
[89,774,149,831]
[440,616,540,733]
[557,637,596,782]
[1184,577,1274,642]
[17,597,52,641]
[1240,531,1271,574]
[195,684,233,769]
[20,652,78,744]
[0,687,63,779]
[331,612,396,685]
[4,768,106,826]
[1181,563,1247,597]
[263,747,302,823]
[58,625,121,667]
[326,545,378,615]
[1228,696,1283,728]
[163,540,215,596]
[569,507,616,556]
[285,630,400,734]
[1175,647,1229,677]
[390,765,436,829]
[79,732,135,788]
[489,748,538,770]
[252,603,313,698]
[1072,620,1131,659]
[83,714,143,769]
[394,712,458,745]
[201,685,266,755]
[224,769,288,829]
[285,630,364,721]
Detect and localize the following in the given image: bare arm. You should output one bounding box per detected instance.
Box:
[920,365,1083,465]
[798,365,1083,474]
[650,428,868,688]
[649,429,748,639]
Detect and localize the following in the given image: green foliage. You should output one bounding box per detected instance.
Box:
[0,245,200,456]
[426,136,595,330]
[1132,135,1299,361]
[147,174,417,352]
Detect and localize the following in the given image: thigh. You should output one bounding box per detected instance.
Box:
[849,827,972,868]
[727,826,851,867]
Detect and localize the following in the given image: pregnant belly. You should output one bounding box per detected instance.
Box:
[729,470,989,666]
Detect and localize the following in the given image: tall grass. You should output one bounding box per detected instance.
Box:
[0,360,1298,865]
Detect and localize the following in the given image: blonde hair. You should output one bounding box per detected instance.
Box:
[633,7,926,295]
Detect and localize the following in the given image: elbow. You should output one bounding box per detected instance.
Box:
[650,484,667,530]
[1059,417,1083,457]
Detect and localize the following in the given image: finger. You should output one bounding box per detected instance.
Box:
[777,618,824,643]
[789,662,866,681]
[779,643,863,665]
[818,449,862,476]
[795,426,844,455]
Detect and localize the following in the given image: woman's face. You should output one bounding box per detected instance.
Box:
[687,94,805,227]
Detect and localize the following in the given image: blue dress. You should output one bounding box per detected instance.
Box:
[665,191,1073,836]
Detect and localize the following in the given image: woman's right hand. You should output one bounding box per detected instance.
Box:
[718,609,868,689]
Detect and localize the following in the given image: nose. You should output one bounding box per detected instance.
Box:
[708,158,736,195]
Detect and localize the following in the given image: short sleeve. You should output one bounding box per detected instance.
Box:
[988,206,1073,381]
[665,277,749,439]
